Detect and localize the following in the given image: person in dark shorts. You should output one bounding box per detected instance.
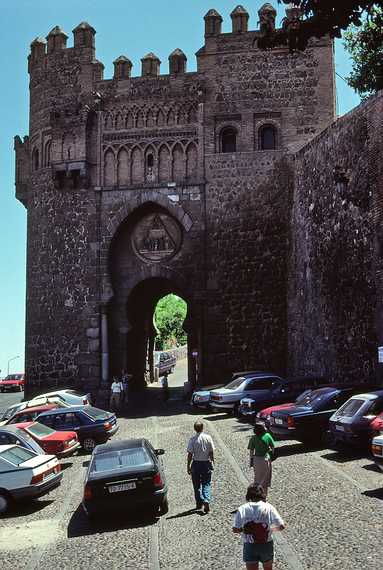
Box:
[232,484,285,570]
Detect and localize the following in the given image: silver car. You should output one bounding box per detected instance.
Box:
[209,373,284,413]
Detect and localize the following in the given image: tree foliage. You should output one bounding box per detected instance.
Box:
[259,1,383,51]
[344,8,383,97]
[154,294,187,351]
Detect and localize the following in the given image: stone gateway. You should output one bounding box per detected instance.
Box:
[15,5,383,397]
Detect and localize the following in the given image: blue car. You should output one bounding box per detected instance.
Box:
[36,406,118,453]
[0,425,45,455]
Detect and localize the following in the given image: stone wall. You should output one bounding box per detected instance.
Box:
[289,94,383,381]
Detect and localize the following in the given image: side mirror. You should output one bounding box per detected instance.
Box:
[155,448,165,455]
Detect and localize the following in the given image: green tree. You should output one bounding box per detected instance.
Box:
[154,294,187,350]
[344,8,383,98]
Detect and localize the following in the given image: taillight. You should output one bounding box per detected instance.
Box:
[153,472,163,488]
[287,416,295,428]
[104,422,111,430]
[83,398,88,405]
[31,472,44,484]
[84,485,92,500]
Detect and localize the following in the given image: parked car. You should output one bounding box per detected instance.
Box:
[0,425,45,455]
[29,389,92,407]
[15,421,80,457]
[0,444,62,515]
[154,352,176,376]
[268,384,380,444]
[0,397,70,426]
[82,438,168,519]
[209,373,286,414]
[0,374,25,392]
[5,403,61,426]
[371,434,383,472]
[255,388,322,428]
[328,390,383,448]
[238,378,325,421]
[36,406,118,452]
[191,371,264,409]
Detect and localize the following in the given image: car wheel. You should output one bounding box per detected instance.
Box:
[0,492,10,515]
[81,438,97,453]
[159,497,169,516]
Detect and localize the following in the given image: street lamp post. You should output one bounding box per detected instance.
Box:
[7,355,20,376]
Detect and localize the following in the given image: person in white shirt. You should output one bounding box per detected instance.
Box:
[233,484,285,570]
[186,421,215,513]
[110,376,123,412]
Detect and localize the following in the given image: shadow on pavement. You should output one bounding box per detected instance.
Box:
[166,508,204,520]
[321,449,368,463]
[362,488,383,500]
[67,504,158,537]
[203,413,229,422]
[362,462,381,473]
[275,442,320,457]
[60,461,73,471]
[2,499,54,519]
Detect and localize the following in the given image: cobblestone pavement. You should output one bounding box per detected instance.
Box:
[1,385,383,570]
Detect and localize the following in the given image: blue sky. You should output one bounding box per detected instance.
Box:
[0,1,361,378]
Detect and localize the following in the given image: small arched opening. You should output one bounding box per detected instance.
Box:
[220,127,237,153]
[259,124,277,150]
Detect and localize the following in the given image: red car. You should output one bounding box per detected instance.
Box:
[5,403,59,425]
[370,412,383,436]
[15,421,80,457]
[256,403,294,428]
[0,373,25,392]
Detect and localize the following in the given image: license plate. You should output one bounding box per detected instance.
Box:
[335,425,345,432]
[275,418,283,425]
[108,482,136,493]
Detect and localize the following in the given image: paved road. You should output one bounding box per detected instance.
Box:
[0,390,24,415]
[1,377,383,569]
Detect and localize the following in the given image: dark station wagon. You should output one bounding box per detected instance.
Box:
[82,438,168,519]
[35,406,118,452]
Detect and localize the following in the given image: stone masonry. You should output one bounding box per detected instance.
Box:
[14,4,382,397]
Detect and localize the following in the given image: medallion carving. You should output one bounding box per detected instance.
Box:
[132,213,182,263]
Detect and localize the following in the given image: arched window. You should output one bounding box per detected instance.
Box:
[221,127,237,153]
[259,125,277,150]
[32,148,39,171]
[44,141,51,167]
[147,153,154,169]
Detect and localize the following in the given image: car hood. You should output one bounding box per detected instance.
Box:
[193,390,212,398]
[372,434,383,445]
[272,405,313,417]
[259,403,294,416]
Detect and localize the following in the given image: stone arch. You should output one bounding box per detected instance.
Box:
[104,148,116,186]
[117,147,130,186]
[158,144,170,183]
[220,126,237,153]
[188,104,197,124]
[144,144,156,182]
[125,111,134,129]
[131,146,143,185]
[167,108,175,126]
[44,140,52,167]
[186,142,198,180]
[115,111,124,130]
[172,142,185,182]
[146,109,155,128]
[136,110,144,128]
[157,109,165,127]
[104,112,114,130]
[258,123,278,150]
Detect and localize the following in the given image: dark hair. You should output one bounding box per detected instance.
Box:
[194,421,204,433]
[246,484,266,502]
[253,423,267,436]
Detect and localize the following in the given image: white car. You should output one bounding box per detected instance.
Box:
[371,434,383,472]
[0,396,70,426]
[191,371,264,409]
[30,389,92,407]
[0,444,62,514]
[209,373,284,413]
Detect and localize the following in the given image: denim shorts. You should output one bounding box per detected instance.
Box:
[243,541,274,563]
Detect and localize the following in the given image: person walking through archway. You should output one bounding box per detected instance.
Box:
[187,421,215,513]
[248,423,275,496]
[233,483,285,569]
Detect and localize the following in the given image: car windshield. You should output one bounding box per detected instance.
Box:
[295,388,335,407]
[92,447,152,472]
[82,407,110,420]
[27,422,55,438]
[1,405,23,421]
[336,398,365,417]
[0,446,35,465]
[225,377,246,390]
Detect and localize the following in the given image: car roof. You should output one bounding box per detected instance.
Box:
[0,444,17,451]
[349,390,383,400]
[0,425,27,434]
[14,403,57,414]
[94,438,150,455]
[38,405,86,416]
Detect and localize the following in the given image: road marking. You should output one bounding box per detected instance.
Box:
[149,416,161,570]
[206,419,306,570]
